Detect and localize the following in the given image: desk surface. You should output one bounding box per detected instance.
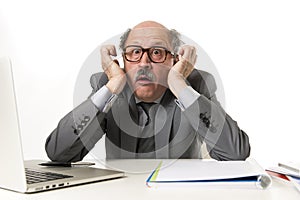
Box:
[0,159,300,200]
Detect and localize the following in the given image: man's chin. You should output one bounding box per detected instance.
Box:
[133,83,167,102]
[134,83,155,97]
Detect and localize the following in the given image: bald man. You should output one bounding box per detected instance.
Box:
[45,21,250,161]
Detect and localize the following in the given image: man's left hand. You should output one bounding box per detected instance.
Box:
[168,45,197,98]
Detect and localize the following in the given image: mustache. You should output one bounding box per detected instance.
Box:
[134,68,156,82]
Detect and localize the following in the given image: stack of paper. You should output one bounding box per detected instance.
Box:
[146,159,271,189]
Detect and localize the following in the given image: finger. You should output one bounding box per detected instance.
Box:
[100,45,117,56]
[178,45,197,64]
[178,47,184,57]
[191,54,197,66]
[101,45,118,69]
[108,46,117,57]
[187,47,197,66]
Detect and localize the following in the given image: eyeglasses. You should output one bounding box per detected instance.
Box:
[123,45,174,63]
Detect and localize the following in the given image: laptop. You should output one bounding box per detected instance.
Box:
[0,57,124,193]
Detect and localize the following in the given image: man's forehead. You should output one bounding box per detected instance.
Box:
[130,26,169,35]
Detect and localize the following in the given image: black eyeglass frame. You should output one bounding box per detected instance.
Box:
[122,45,175,63]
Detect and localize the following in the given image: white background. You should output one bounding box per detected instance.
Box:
[1,0,300,167]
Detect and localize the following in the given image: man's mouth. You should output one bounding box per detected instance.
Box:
[136,75,153,84]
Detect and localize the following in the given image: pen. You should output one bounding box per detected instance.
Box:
[39,161,95,167]
[278,162,300,174]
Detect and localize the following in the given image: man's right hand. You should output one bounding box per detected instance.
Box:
[100,45,126,94]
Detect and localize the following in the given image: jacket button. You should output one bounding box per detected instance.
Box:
[84,116,90,122]
[77,125,83,131]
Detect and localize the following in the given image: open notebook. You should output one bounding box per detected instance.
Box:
[146,159,271,189]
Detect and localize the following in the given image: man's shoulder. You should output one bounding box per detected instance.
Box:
[187,69,213,82]
[187,69,217,97]
[89,72,108,90]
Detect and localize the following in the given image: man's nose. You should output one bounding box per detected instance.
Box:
[139,51,151,67]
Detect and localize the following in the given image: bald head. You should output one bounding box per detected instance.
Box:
[133,21,167,30]
[119,21,183,53]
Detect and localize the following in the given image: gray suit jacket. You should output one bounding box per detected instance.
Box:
[45,70,250,161]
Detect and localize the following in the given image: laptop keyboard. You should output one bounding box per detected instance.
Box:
[25,168,73,184]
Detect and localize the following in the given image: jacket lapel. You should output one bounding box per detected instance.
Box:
[118,87,139,158]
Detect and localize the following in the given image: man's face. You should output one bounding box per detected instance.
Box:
[124,27,174,102]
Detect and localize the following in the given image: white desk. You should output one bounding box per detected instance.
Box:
[0,159,299,200]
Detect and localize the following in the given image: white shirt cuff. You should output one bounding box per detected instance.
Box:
[175,86,200,111]
[90,86,117,112]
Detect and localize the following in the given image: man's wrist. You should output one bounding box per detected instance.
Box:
[105,71,126,94]
[168,76,187,98]
[176,86,200,110]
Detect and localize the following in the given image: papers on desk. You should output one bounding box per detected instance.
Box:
[267,162,300,193]
[146,159,272,189]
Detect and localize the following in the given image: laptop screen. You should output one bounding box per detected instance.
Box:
[0,57,27,192]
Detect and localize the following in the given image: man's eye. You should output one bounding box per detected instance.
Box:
[153,49,161,55]
[132,49,141,54]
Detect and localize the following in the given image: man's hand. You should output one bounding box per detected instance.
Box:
[168,45,197,98]
[100,45,126,94]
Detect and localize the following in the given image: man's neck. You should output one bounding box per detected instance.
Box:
[135,94,163,104]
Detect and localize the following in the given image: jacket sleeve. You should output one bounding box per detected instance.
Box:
[45,73,108,162]
[184,70,251,161]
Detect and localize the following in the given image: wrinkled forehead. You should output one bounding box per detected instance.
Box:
[125,27,172,49]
